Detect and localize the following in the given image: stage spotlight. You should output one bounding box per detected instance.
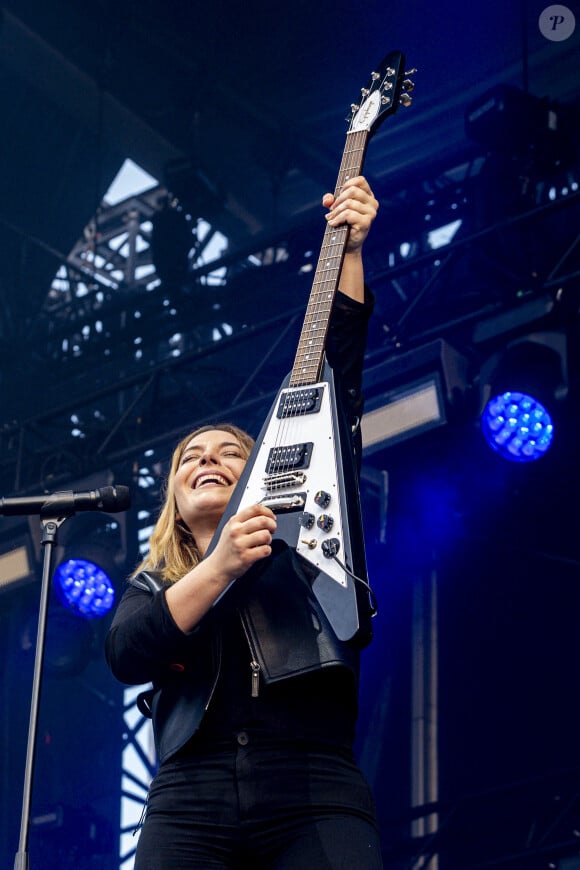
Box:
[362,374,446,454]
[465,84,573,168]
[0,519,37,595]
[361,339,470,454]
[479,332,568,462]
[51,511,127,620]
[53,557,115,619]
[481,391,554,462]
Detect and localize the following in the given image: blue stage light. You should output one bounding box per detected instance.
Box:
[53,558,116,618]
[481,390,554,462]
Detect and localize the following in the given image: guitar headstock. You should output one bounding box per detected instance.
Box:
[348,50,415,137]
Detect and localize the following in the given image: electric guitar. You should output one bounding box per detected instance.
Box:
[208,51,414,642]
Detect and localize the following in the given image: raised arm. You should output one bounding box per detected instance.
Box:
[323,174,379,303]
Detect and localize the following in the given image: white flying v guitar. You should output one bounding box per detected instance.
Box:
[208,51,414,643]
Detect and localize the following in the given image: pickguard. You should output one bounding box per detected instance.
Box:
[236,379,348,589]
[205,362,369,642]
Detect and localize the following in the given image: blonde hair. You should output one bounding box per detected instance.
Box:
[133,423,254,583]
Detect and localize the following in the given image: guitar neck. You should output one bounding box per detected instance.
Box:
[289,128,370,388]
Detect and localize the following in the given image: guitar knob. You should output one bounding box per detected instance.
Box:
[399,93,413,108]
[317,514,334,533]
[314,491,331,509]
[299,511,315,529]
[402,78,415,92]
[321,538,341,558]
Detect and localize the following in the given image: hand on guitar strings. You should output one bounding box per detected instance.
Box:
[322,175,378,253]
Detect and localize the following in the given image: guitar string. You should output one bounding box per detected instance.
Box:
[265,128,369,594]
[280,132,362,467]
[281,131,362,492]
[263,62,397,613]
[279,129,366,478]
[292,129,366,383]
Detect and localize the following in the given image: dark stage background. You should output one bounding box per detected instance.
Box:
[1,1,579,867]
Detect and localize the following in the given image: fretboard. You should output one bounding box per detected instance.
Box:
[289,128,370,387]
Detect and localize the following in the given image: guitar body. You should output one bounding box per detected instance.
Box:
[205,50,413,646]
[209,359,371,642]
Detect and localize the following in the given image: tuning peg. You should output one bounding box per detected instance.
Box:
[345,103,359,122]
[405,68,418,75]
[402,78,415,92]
[399,93,413,107]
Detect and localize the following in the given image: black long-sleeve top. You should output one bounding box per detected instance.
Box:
[105,288,374,762]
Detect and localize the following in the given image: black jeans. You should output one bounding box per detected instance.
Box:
[134,734,383,869]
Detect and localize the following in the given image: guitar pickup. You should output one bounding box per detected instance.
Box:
[266,442,313,473]
[277,388,322,418]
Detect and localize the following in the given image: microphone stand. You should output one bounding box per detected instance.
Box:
[14,514,67,870]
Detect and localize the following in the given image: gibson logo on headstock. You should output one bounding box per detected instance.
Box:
[352,91,381,131]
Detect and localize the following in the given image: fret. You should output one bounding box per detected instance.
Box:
[289,152,366,386]
[288,54,409,387]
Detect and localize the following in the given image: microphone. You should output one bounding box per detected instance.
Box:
[0,485,131,517]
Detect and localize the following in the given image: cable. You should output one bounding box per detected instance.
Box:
[331,554,378,616]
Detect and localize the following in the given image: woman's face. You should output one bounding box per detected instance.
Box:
[173,429,248,531]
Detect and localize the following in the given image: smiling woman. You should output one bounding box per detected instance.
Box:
[104,176,383,869]
[141,423,256,586]
[174,429,251,538]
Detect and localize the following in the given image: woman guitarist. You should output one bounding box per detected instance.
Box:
[105,175,383,869]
